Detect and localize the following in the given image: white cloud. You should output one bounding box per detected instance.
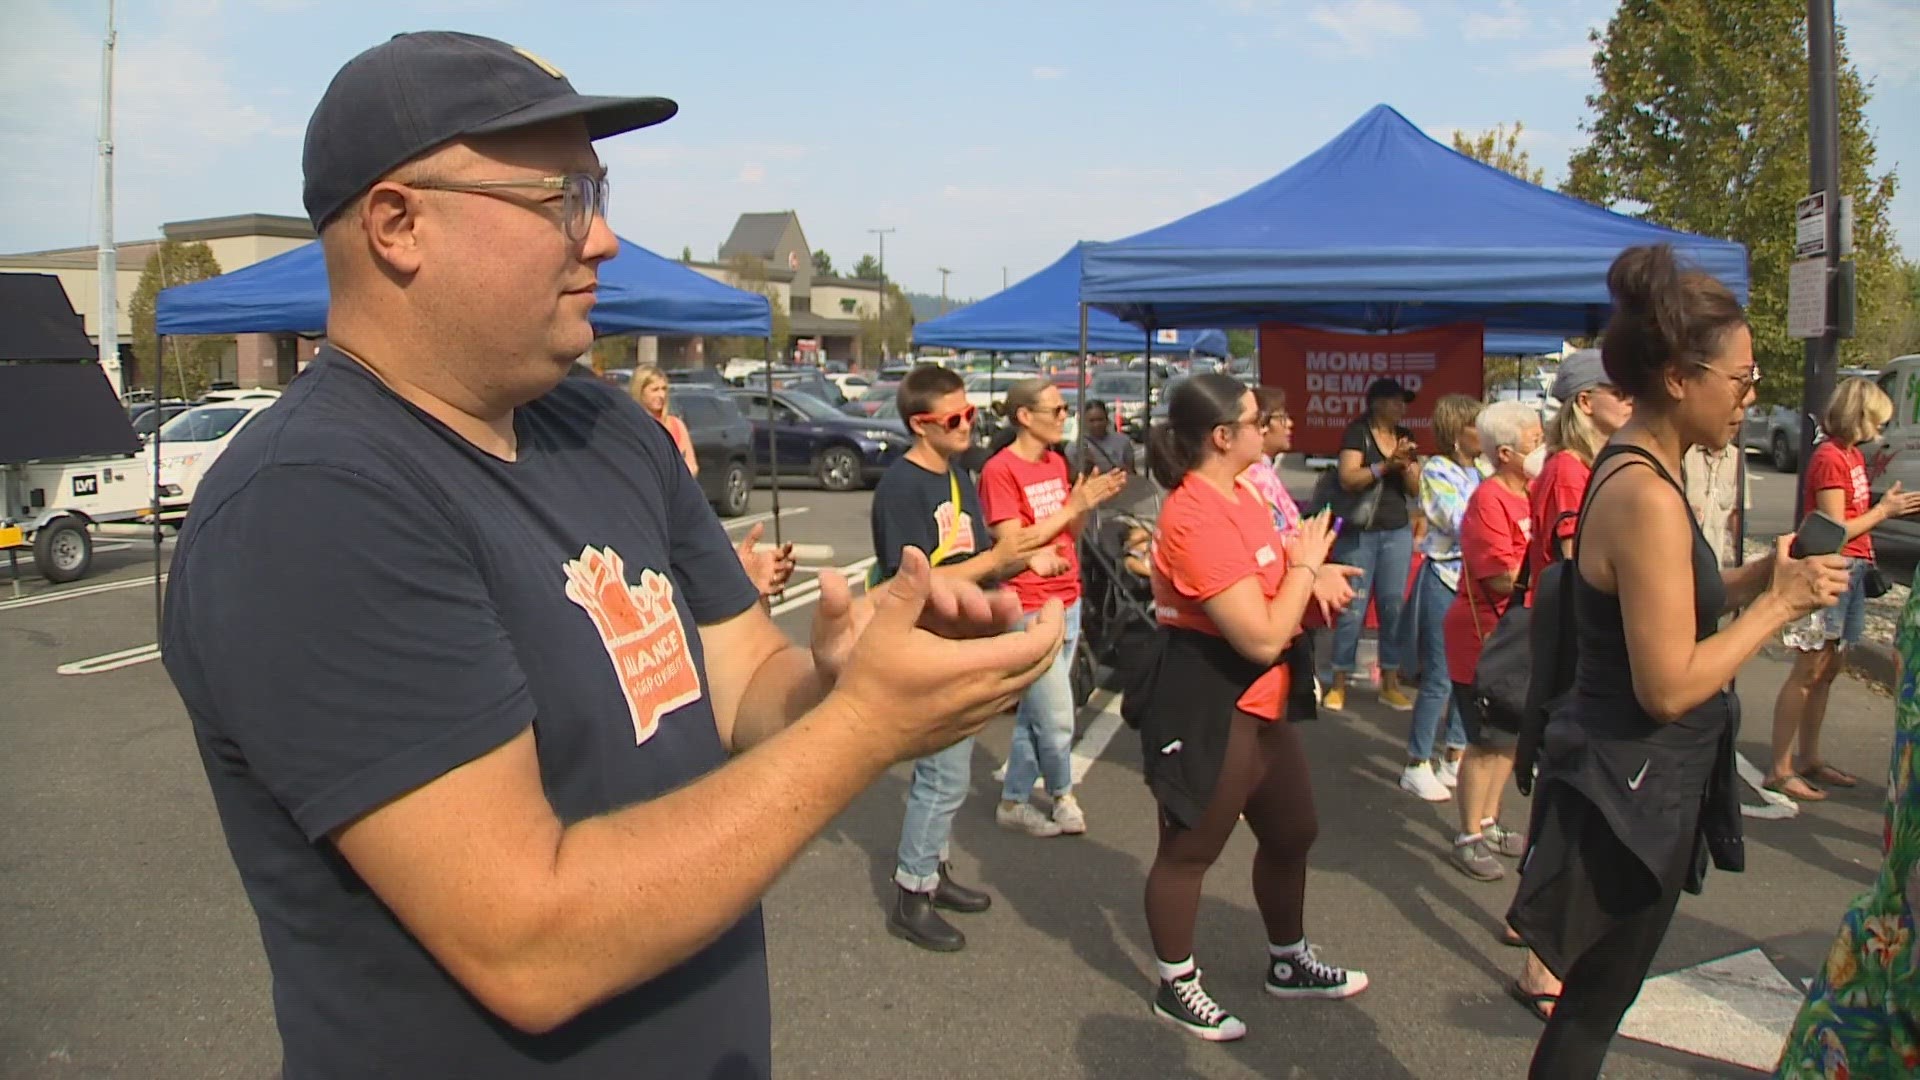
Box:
[1307,0,1424,55]
[1464,0,1528,42]
[1031,66,1066,79]
[1510,41,1594,78]
[738,164,766,184]
[1845,0,1920,85]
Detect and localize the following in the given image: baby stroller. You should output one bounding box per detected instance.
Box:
[1074,474,1165,714]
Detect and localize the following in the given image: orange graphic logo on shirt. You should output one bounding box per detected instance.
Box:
[562,546,702,746]
[932,499,978,560]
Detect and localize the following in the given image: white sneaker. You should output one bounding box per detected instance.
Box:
[997,800,1063,837]
[1399,762,1452,802]
[1437,757,1460,789]
[1051,793,1087,834]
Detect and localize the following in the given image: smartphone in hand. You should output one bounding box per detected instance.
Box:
[1788,510,1848,559]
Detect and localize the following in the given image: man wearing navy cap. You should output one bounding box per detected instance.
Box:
[162,32,1063,1078]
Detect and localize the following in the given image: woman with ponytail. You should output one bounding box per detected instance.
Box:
[1129,373,1367,1043]
[1509,246,1850,1078]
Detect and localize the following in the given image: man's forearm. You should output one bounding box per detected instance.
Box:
[728,644,831,751]
[495,700,891,1032]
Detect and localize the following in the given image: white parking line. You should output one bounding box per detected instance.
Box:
[57,642,162,676]
[0,574,165,613]
[993,687,1126,788]
[768,557,877,615]
[723,506,811,532]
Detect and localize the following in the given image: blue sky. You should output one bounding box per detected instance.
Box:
[4,0,1916,303]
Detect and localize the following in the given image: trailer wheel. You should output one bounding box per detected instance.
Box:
[34,517,93,583]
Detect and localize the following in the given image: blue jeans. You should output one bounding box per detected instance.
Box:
[1320,525,1414,682]
[1405,560,1467,761]
[895,736,975,892]
[1002,600,1080,803]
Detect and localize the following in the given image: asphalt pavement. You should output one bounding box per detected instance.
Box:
[1,480,1905,1079]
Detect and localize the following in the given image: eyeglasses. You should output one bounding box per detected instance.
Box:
[1023,403,1070,420]
[912,404,977,431]
[404,171,609,243]
[1692,361,1761,391]
[1260,411,1291,427]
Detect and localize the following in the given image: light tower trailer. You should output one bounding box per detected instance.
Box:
[1,362,150,585]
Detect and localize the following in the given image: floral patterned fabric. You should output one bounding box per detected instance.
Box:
[1774,586,1920,1078]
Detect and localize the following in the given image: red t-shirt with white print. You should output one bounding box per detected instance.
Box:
[979,447,1081,611]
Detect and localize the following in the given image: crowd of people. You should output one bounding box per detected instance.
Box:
[163,30,1917,1080]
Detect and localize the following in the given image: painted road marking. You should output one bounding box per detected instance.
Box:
[769,557,877,615]
[0,574,166,613]
[1618,948,1803,1072]
[57,642,162,676]
[994,686,1126,789]
[723,506,811,532]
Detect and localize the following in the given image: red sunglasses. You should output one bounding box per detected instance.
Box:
[911,404,978,431]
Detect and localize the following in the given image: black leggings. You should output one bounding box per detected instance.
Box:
[1145,712,1318,962]
[1527,801,1694,1079]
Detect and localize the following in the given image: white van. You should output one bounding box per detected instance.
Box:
[1864,354,1920,556]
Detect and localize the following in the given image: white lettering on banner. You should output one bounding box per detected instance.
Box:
[1300,349,1439,429]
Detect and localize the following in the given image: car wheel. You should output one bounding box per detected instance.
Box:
[716,460,751,517]
[34,517,92,584]
[815,446,862,492]
[1772,431,1798,473]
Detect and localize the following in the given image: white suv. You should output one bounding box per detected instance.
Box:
[1864,354,1920,556]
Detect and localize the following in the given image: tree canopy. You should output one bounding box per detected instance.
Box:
[851,254,883,281]
[1451,122,1545,185]
[811,249,835,277]
[1561,0,1904,405]
[127,241,231,400]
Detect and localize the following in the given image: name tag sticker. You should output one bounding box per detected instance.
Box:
[1255,546,1277,567]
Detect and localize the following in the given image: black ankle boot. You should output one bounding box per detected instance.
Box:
[932,862,992,913]
[888,886,965,952]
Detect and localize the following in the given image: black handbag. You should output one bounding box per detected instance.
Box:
[1465,549,1534,729]
[1864,562,1892,600]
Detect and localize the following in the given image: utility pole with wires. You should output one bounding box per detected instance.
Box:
[868,226,895,359]
[937,266,951,314]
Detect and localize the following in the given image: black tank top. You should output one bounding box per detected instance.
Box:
[1567,444,1731,740]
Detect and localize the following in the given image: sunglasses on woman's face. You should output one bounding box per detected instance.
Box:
[912,404,978,431]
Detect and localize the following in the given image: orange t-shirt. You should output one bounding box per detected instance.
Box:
[1151,473,1293,720]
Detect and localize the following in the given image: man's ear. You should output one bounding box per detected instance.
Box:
[362,183,426,277]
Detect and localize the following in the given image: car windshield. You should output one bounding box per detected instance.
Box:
[159,407,250,442]
[778,392,845,421]
[1090,372,1150,397]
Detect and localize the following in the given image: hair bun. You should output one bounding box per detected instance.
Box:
[1605,244,1677,310]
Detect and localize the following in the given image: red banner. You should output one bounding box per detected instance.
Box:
[1258,323,1486,456]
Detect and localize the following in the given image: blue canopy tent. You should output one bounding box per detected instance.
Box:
[914,244,1225,355]
[1079,104,1748,334]
[155,237,772,337]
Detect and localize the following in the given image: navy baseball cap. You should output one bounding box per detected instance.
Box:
[302,31,677,229]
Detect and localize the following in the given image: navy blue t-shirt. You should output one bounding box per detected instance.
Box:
[870,455,993,577]
[162,350,766,1078]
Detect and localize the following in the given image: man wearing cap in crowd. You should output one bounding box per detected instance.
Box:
[160,31,1064,1078]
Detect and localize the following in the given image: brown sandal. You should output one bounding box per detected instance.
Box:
[1800,763,1858,788]
[1765,774,1828,802]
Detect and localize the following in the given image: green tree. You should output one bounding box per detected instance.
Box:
[811,249,835,277]
[1561,0,1902,407]
[1226,329,1256,358]
[680,245,693,263]
[1451,121,1546,185]
[127,241,231,400]
[858,282,913,359]
[851,254,883,281]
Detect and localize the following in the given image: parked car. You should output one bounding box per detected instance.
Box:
[152,398,277,517]
[840,380,901,418]
[728,388,909,491]
[1085,368,1160,426]
[1863,355,1920,557]
[129,403,191,438]
[666,386,755,517]
[197,387,282,405]
[765,368,847,407]
[666,367,729,390]
[1742,366,1880,472]
[828,372,871,399]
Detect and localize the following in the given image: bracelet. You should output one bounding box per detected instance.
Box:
[1289,563,1322,577]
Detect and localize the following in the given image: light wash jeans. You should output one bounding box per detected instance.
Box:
[1405,560,1468,761]
[1001,600,1081,804]
[895,737,975,892]
[1320,525,1415,682]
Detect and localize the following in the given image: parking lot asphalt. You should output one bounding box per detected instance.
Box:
[1,483,1905,1079]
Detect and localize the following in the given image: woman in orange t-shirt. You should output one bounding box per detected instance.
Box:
[633,367,699,477]
[1126,374,1366,1043]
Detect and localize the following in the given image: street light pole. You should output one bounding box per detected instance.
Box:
[868,226,895,360]
[937,266,951,314]
[1799,0,1842,511]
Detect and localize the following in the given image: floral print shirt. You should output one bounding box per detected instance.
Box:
[1418,454,1486,591]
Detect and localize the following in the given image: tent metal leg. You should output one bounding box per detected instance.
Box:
[764,338,780,551]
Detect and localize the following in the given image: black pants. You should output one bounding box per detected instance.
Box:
[1526,798,1693,1079]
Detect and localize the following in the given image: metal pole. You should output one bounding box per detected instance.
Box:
[764,342,780,550]
[97,0,120,397]
[1077,306,1089,468]
[152,332,163,632]
[1798,0,1842,511]
[868,226,895,361]
[1142,323,1156,435]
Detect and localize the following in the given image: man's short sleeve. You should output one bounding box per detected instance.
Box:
[164,465,537,842]
[978,456,1025,527]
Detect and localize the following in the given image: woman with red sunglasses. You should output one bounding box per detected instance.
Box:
[979,377,1127,837]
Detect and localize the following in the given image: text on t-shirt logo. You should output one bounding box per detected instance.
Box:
[1850,463,1870,506]
[1024,477,1068,519]
[932,500,978,559]
[562,546,703,746]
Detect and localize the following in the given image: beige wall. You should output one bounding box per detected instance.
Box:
[812,283,878,320]
[198,234,309,277]
[689,264,791,313]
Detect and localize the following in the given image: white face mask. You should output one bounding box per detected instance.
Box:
[1522,444,1548,479]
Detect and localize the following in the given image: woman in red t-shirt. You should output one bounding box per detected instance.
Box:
[979,377,1128,837]
[1529,350,1635,583]
[1767,378,1920,799]
[1129,374,1365,1042]
[1441,400,1543,886]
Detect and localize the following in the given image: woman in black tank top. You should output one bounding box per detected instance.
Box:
[1508,246,1853,1080]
